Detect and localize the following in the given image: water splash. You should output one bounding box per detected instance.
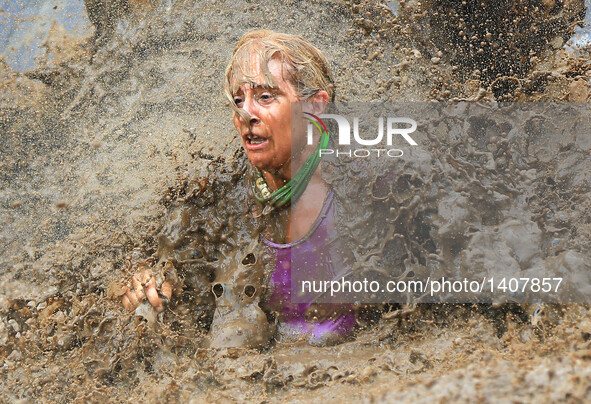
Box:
[565,0,591,51]
[386,1,399,15]
[0,0,91,71]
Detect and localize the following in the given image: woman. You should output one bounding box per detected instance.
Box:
[122,30,355,345]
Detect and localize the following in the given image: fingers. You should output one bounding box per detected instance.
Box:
[121,267,172,313]
[122,293,134,311]
[122,284,139,311]
[144,275,164,312]
[131,273,147,302]
[161,281,172,300]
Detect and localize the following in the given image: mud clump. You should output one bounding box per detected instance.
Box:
[205,240,275,349]
[398,0,586,91]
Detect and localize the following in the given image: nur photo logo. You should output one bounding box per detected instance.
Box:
[305,112,418,158]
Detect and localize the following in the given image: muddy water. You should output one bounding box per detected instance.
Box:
[1,0,591,402]
[315,102,591,307]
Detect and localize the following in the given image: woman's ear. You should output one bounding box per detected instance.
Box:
[308,90,329,115]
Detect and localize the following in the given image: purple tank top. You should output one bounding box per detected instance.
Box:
[262,190,356,342]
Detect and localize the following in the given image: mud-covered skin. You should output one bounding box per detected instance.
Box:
[204,241,275,349]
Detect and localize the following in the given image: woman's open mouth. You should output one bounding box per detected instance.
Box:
[248,134,265,145]
[245,134,268,150]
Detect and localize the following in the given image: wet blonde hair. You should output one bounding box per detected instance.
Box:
[224,29,335,111]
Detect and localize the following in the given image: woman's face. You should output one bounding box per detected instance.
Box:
[231,58,306,177]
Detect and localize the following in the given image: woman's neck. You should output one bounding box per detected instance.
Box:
[257,130,326,243]
[262,137,318,191]
[261,167,329,244]
[262,169,289,191]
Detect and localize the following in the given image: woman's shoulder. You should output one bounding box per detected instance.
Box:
[262,187,335,248]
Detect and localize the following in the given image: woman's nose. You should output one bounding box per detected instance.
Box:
[242,97,260,125]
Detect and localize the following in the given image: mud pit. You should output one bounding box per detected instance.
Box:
[2,0,591,402]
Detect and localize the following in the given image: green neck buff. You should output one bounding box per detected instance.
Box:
[252,127,330,213]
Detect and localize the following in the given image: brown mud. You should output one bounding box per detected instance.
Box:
[1,0,591,402]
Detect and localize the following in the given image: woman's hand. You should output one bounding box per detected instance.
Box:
[121,261,174,313]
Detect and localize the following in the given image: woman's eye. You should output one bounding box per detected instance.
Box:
[258,93,274,103]
[233,97,243,106]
